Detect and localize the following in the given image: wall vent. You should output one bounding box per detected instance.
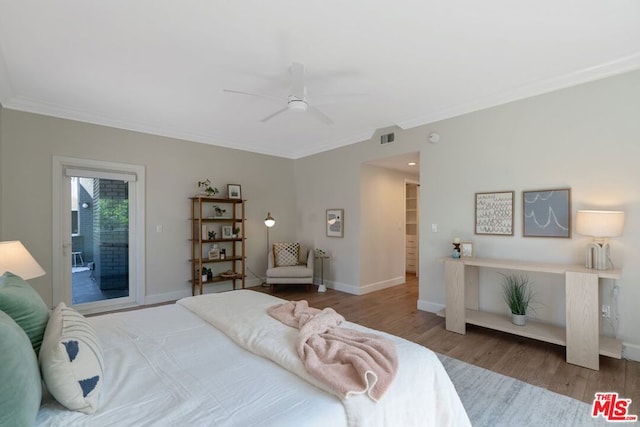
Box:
[380,132,395,144]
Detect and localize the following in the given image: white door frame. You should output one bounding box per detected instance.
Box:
[52,156,146,314]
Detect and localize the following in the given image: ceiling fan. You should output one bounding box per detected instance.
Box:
[223,62,335,125]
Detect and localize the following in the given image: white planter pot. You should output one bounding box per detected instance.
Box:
[512,313,526,326]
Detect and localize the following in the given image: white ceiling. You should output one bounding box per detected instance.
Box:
[0,1,639,159]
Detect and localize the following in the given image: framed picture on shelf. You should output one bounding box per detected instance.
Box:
[221,225,233,239]
[227,184,242,199]
[523,188,571,238]
[208,247,220,260]
[326,209,344,237]
[461,242,474,258]
[474,191,514,236]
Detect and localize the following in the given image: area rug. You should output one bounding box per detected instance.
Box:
[437,354,616,426]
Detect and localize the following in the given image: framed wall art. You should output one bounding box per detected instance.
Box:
[523,188,571,238]
[326,209,344,238]
[227,184,242,199]
[475,191,514,235]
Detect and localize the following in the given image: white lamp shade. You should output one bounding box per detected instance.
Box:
[0,240,46,280]
[576,210,624,238]
[264,212,275,228]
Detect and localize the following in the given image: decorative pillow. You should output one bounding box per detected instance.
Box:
[0,271,50,355]
[0,310,42,426]
[39,302,104,414]
[273,242,300,267]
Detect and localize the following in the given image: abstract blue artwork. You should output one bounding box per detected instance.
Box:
[523,188,571,238]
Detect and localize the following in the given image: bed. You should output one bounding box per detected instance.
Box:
[35,290,470,426]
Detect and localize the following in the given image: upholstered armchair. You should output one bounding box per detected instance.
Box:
[266,243,314,290]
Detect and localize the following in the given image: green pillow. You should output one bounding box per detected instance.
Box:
[0,272,50,355]
[0,310,42,426]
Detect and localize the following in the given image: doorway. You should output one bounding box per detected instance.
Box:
[53,157,146,314]
[405,181,419,277]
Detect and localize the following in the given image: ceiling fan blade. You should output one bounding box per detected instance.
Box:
[223,89,284,103]
[290,62,305,100]
[308,106,334,125]
[260,107,289,122]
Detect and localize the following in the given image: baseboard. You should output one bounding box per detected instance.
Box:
[317,276,405,295]
[622,342,640,362]
[417,299,446,314]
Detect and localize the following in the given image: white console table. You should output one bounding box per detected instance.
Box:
[440,257,622,370]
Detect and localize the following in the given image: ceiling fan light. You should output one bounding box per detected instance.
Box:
[287,98,308,112]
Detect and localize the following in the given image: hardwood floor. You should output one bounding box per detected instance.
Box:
[256,275,640,407]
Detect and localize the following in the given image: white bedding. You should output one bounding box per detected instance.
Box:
[37,303,346,426]
[37,290,470,426]
[179,290,470,427]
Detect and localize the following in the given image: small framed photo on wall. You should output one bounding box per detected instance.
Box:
[326,209,344,237]
[227,184,242,199]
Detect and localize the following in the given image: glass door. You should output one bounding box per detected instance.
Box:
[70,176,130,305]
[53,156,145,315]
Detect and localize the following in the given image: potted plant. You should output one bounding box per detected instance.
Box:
[198,179,219,197]
[501,273,535,326]
[201,267,209,283]
[232,226,240,238]
[213,206,226,217]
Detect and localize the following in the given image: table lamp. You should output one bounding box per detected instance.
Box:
[575,210,624,270]
[0,240,46,279]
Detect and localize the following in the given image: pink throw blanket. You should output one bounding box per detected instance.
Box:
[267,300,398,401]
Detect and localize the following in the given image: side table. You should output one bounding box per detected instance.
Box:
[315,255,330,293]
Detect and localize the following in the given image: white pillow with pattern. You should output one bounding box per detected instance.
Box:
[273,242,300,267]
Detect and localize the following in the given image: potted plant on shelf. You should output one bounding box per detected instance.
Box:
[501,273,535,326]
[232,227,240,238]
[213,206,226,217]
[201,267,209,283]
[198,179,219,197]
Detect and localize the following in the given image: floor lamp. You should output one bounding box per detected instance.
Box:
[263,212,275,286]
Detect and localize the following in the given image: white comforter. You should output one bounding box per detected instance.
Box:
[179,290,471,427]
[37,302,347,426]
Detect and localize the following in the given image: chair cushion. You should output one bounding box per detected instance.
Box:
[273,242,300,267]
[0,272,50,355]
[0,310,42,426]
[39,302,104,414]
[267,265,313,278]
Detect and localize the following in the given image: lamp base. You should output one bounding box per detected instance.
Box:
[585,242,612,270]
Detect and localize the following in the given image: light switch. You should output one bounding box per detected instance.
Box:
[431,224,438,232]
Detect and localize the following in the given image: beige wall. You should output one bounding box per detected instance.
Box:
[2,70,639,360]
[294,70,640,360]
[0,109,297,304]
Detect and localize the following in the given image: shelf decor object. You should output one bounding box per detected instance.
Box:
[474,191,514,235]
[576,210,624,270]
[190,196,245,295]
[523,188,571,238]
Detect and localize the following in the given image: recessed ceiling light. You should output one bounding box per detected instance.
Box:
[408,162,417,166]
